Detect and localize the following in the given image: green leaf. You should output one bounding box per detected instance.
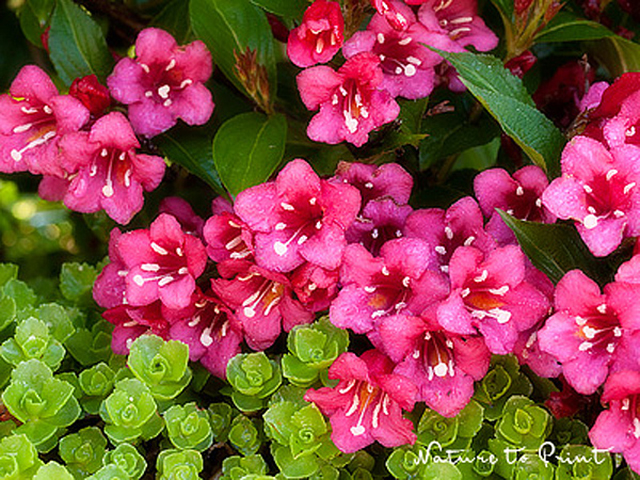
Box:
[48,0,114,85]
[434,50,566,176]
[157,130,227,197]
[587,36,640,77]
[535,12,614,43]
[213,112,287,196]
[0,264,18,289]
[151,0,191,44]
[190,0,277,98]
[488,0,513,20]
[250,0,307,19]
[499,211,607,284]
[18,0,55,47]
[59,263,98,305]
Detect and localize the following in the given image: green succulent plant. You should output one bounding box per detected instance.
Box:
[78,362,116,415]
[220,454,269,480]
[33,461,74,480]
[59,427,107,478]
[228,415,262,457]
[495,396,552,450]
[2,360,81,451]
[102,443,147,480]
[99,378,163,445]
[163,402,213,452]
[0,434,43,479]
[227,352,282,412]
[156,449,203,480]
[0,317,65,370]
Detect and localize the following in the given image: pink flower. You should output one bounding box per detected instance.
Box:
[333,161,413,207]
[287,0,344,68]
[118,213,208,310]
[290,263,339,312]
[167,289,243,378]
[538,270,640,395]
[404,197,496,275]
[474,166,555,245]
[234,159,361,272]
[305,350,417,453]
[330,239,448,334]
[203,211,254,262]
[437,245,550,354]
[0,65,89,176]
[69,74,111,117]
[93,228,128,309]
[542,136,640,257]
[411,0,498,53]
[345,198,413,257]
[211,259,313,350]
[107,28,214,138]
[103,302,171,355]
[377,312,490,417]
[159,197,205,238]
[590,371,640,474]
[370,0,411,30]
[297,53,400,147]
[59,112,166,225]
[344,1,441,99]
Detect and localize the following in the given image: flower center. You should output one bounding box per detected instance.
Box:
[374,32,423,78]
[332,79,370,134]
[574,303,623,354]
[238,273,285,319]
[365,267,412,319]
[140,59,193,108]
[340,380,391,436]
[9,103,57,162]
[131,242,189,288]
[272,196,324,256]
[414,331,456,380]
[580,169,636,230]
[461,270,512,324]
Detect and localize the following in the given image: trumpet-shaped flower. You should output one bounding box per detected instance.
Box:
[234,159,360,272]
[542,136,640,257]
[590,371,640,474]
[437,245,550,354]
[59,112,166,224]
[297,52,400,147]
[538,270,640,395]
[0,65,89,176]
[117,213,208,310]
[344,1,441,99]
[107,28,214,137]
[333,161,413,207]
[411,0,498,53]
[474,166,555,245]
[305,350,417,453]
[330,239,448,334]
[211,259,313,351]
[203,211,254,262]
[287,0,344,68]
[377,312,490,417]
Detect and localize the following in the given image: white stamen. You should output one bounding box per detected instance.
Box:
[614,327,623,337]
[575,316,587,326]
[281,202,295,211]
[606,343,616,353]
[434,362,448,377]
[315,221,322,229]
[614,210,625,218]
[158,276,174,287]
[582,326,597,339]
[402,276,411,287]
[579,341,593,351]
[275,222,287,231]
[516,186,524,196]
[179,79,193,89]
[13,123,32,134]
[158,85,171,99]
[315,37,324,54]
[623,398,631,410]
[627,126,637,137]
[188,316,201,327]
[583,184,593,193]
[377,33,385,44]
[398,37,412,46]
[450,16,473,24]
[102,183,114,198]
[394,66,403,75]
[404,64,416,77]
[145,91,153,98]
[379,54,386,61]
[133,275,145,286]
[371,310,386,319]
[449,27,472,38]
[606,169,618,181]
[243,307,256,318]
[445,226,454,240]
[141,263,160,272]
[297,235,308,245]
[435,245,446,255]
[371,228,379,239]
[625,183,636,194]
[200,326,214,346]
[464,235,475,246]
[536,198,543,208]
[43,105,52,114]
[634,418,640,439]
[364,286,376,293]
[308,283,317,291]
[165,59,176,71]
[140,63,150,73]
[274,242,288,256]
[461,288,470,298]
[583,214,598,229]
[351,425,366,436]
[365,182,374,189]
[332,94,339,105]
[412,350,420,359]
[151,242,169,255]
[588,206,596,214]
[489,286,509,296]
[21,106,38,114]
[406,56,422,65]
[339,86,348,96]
[309,197,317,205]
[597,303,607,314]
[474,269,488,283]
[339,380,356,394]
[163,99,172,107]
[382,266,390,276]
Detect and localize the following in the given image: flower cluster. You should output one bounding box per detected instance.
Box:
[0,28,214,224]
[290,0,498,146]
[543,73,640,257]
[94,158,563,454]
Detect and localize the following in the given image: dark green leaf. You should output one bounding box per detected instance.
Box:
[59,263,97,304]
[587,36,640,77]
[157,131,227,197]
[151,0,191,44]
[250,0,307,19]
[488,0,513,20]
[190,0,277,99]
[434,50,566,176]
[213,112,287,196]
[398,98,429,135]
[499,211,606,284]
[419,112,500,171]
[48,0,114,85]
[535,12,614,43]
[18,0,55,47]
